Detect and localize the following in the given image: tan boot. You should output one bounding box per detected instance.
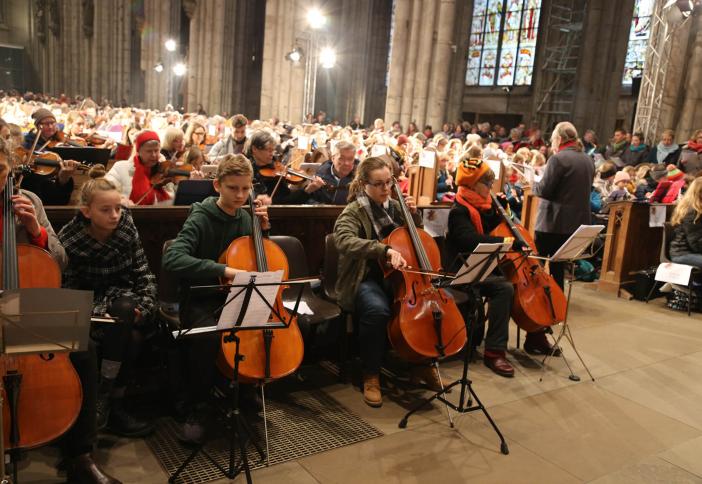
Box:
[362,374,382,407]
[410,365,445,392]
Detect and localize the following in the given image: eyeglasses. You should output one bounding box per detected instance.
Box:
[39,121,56,127]
[367,179,393,189]
[194,131,206,136]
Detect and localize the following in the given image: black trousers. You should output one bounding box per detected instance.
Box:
[458,276,513,352]
[61,344,98,458]
[535,231,571,290]
[91,296,137,385]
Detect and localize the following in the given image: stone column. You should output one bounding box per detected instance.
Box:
[384,0,461,129]
[425,0,456,129]
[571,0,635,139]
[677,11,702,140]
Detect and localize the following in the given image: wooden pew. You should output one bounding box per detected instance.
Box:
[45,205,450,280]
[598,201,675,298]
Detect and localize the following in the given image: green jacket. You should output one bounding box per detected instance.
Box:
[162,196,252,323]
[333,199,422,312]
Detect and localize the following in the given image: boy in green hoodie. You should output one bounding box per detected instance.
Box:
[162,153,270,440]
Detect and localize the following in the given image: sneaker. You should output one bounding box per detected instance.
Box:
[107,400,154,438]
[362,374,382,408]
[409,365,446,392]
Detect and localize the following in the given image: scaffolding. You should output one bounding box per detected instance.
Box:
[534,0,587,132]
[633,1,693,143]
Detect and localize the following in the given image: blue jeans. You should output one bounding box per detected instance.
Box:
[354,280,392,375]
[671,253,702,269]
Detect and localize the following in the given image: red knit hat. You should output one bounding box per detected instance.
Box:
[666,164,683,181]
[397,134,409,146]
[135,130,161,152]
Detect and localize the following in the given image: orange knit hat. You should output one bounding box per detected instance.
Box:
[456,157,491,188]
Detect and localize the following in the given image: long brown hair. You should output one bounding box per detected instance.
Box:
[347,156,391,202]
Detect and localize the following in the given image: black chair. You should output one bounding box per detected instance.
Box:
[321,233,354,381]
[646,222,701,316]
[270,235,343,371]
[158,239,181,329]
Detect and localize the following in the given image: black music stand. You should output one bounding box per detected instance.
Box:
[168,273,308,484]
[0,288,93,484]
[532,225,604,382]
[398,245,510,456]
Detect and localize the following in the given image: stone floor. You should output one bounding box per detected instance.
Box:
[21,286,702,483]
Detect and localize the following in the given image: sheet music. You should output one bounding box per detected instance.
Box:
[551,225,605,261]
[217,271,284,329]
[451,243,511,286]
[283,300,314,315]
[419,150,436,169]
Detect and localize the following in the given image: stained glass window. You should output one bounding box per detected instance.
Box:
[622,0,654,85]
[466,0,542,87]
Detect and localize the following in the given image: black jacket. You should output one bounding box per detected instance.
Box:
[532,147,595,234]
[445,202,504,273]
[670,211,702,259]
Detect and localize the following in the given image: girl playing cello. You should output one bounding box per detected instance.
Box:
[333,156,442,408]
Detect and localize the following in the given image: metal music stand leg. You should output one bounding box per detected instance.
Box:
[168,332,265,484]
[432,360,454,428]
[539,261,595,383]
[398,287,509,456]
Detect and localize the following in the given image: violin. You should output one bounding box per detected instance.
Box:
[0,169,82,462]
[217,194,304,382]
[489,193,567,331]
[258,161,305,184]
[42,131,86,149]
[382,179,465,361]
[13,148,90,177]
[149,160,193,186]
[77,132,109,146]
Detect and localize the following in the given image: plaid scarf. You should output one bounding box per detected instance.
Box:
[356,192,398,239]
[58,209,157,319]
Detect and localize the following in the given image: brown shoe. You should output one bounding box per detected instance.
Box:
[362,374,382,407]
[66,454,121,484]
[410,365,446,392]
[484,351,515,378]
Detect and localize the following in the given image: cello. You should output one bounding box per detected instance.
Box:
[217,194,304,382]
[0,162,82,478]
[383,179,465,361]
[489,193,567,332]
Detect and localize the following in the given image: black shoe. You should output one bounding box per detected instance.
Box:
[66,453,122,484]
[107,400,153,438]
[95,394,110,432]
[524,332,562,357]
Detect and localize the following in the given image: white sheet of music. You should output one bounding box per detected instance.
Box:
[217,270,284,329]
[451,243,511,286]
[551,225,605,261]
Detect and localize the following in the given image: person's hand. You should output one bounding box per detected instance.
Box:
[57,159,79,185]
[256,194,272,206]
[11,194,41,237]
[224,266,246,279]
[403,194,417,213]
[386,248,408,270]
[189,170,204,180]
[446,174,454,187]
[304,176,326,193]
[254,199,271,230]
[495,192,509,208]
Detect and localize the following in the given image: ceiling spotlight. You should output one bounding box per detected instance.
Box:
[320,47,336,69]
[172,62,187,76]
[285,47,304,63]
[307,8,326,29]
[154,62,164,73]
[164,39,177,52]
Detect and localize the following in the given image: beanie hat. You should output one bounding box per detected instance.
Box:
[397,134,409,146]
[613,171,630,184]
[456,157,491,188]
[666,164,683,181]
[32,108,55,125]
[135,130,161,153]
[649,164,667,181]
